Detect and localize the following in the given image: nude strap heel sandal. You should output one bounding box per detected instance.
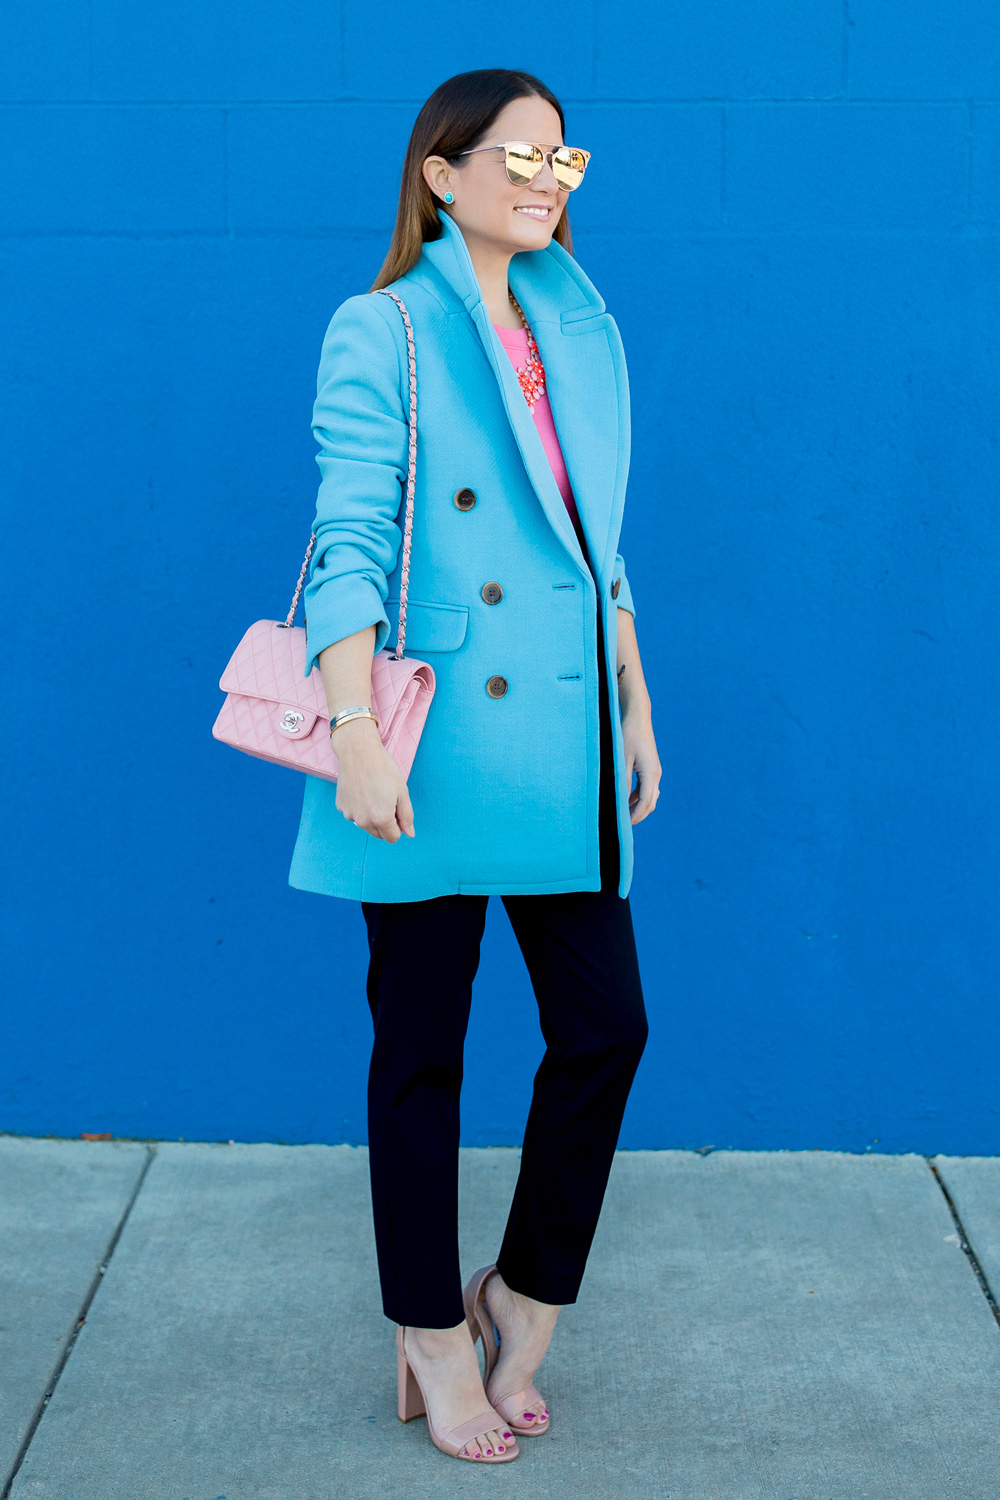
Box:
[488,1381,550,1436]
[463,1264,501,1373]
[395,1326,520,1462]
[462,1265,551,1436]
[397,1331,426,1422]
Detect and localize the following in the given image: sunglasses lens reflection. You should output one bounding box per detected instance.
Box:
[504,142,544,186]
[553,148,588,191]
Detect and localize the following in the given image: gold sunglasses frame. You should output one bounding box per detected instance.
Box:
[455,140,592,192]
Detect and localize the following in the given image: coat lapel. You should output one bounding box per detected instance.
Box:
[509,248,623,583]
[414,211,623,580]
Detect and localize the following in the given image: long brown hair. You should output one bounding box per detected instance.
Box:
[370,69,574,291]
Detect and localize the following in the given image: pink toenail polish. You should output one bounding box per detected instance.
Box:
[504,1432,513,1440]
[498,1445,505,1452]
[486,1449,493,1455]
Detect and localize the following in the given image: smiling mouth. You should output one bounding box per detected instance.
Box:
[514,205,551,219]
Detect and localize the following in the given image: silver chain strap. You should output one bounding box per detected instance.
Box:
[282,289,418,663]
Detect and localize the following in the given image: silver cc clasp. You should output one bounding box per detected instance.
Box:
[278,709,306,734]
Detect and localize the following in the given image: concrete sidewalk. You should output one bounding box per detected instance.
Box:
[1,1139,999,1499]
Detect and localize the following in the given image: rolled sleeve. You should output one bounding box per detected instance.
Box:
[612,552,635,618]
[302,295,409,678]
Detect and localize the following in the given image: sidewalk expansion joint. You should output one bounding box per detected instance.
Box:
[925,1156,1000,1334]
[1,1144,158,1500]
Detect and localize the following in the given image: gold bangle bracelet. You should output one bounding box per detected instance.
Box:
[329,707,380,735]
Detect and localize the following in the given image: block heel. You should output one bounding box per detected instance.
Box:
[394,1326,519,1462]
[397,1336,426,1422]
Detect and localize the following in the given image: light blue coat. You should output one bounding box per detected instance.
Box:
[288,209,637,903]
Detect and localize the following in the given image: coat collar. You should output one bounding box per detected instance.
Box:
[405,209,623,580]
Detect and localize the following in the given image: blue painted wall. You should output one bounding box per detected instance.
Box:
[2,3,998,1152]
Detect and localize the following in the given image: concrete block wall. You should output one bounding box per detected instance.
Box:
[2,3,998,1150]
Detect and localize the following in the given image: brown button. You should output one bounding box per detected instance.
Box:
[611,577,621,599]
[480,581,503,605]
[486,675,508,698]
[453,487,477,511]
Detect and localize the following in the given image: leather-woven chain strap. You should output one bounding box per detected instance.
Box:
[282,289,418,661]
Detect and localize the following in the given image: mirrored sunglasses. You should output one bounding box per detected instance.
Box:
[457,140,591,192]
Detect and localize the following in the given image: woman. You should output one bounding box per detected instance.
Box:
[288,69,661,1463]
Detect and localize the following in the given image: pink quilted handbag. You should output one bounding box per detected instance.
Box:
[211,290,436,783]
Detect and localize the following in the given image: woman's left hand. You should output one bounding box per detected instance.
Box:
[622,709,661,824]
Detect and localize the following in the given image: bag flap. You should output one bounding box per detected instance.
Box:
[219,620,328,712]
[220,621,435,731]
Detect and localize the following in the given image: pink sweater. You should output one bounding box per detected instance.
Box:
[493,323,582,533]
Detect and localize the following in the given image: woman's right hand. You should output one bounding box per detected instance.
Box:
[317,627,414,840]
[331,717,415,841]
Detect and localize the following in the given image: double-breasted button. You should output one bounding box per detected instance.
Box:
[480,581,503,605]
[453,487,477,511]
[611,577,622,600]
[486,675,508,698]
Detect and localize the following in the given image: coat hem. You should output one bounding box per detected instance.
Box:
[288,869,608,903]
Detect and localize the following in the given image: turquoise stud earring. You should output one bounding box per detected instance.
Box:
[444,191,454,204]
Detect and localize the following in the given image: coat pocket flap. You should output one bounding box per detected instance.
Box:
[384,598,469,653]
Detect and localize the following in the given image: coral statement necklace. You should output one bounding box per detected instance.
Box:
[506,289,547,410]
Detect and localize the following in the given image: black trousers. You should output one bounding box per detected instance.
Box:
[361,604,648,1328]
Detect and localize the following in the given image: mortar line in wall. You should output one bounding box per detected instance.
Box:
[222,105,230,239]
[86,0,93,99]
[841,0,851,99]
[4,228,995,244]
[325,94,988,106]
[926,1158,1000,1334]
[0,1146,157,1500]
[590,0,598,98]
[720,103,728,228]
[0,95,995,107]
